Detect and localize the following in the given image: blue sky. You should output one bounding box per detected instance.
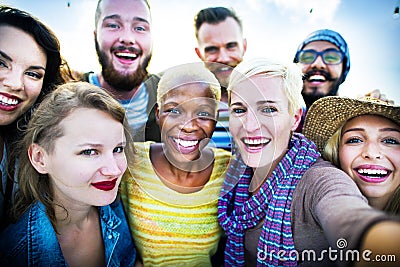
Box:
[3,0,400,103]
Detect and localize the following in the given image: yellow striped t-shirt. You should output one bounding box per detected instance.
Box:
[120,142,231,266]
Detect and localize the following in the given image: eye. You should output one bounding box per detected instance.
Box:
[383,137,400,145]
[106,23,120,29]
[204,46,219,55]
[231,107,246,115]
[226,42,238,50]
[25,71,43,80]
[198,111,210,116]
[164,108,180,114]
[113,146,125,153]
[0,59,8,68]
[79,149,97,156]
[344,137,363,144]
[134,25,146,32]
[261,106,277,113]
[197,110,213,119]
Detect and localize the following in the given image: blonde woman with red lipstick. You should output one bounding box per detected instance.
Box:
[0,82,136,266]
[120,63,231,266]
[304,96,400,215]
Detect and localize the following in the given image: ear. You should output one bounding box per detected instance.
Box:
[195,47,203,60]
[28,144,49,174]
[155,103,160,126]
[243,38,247,53]
[290,107,303,132]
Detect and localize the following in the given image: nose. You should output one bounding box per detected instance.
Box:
[217,48,231,64]
[361,142,382,159]
[179,113,200,132]
[100,154,124,176]
[243,110,260,132]
[310,54,326,69]
[118,27,136,45]
[3,69,24,91]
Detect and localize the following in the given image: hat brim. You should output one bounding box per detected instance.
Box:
[303,96,400,152]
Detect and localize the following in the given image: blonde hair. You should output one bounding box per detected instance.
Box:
[322,125,343,167]
[227,58,305,115]
[157,63,221,106]
[13,82,135,227]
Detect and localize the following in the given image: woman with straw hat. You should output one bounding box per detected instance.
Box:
[303,96,400,215]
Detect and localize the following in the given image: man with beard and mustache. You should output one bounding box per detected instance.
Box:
[194,7,247,151]
[83,0,160,142]
[293,29,350,132]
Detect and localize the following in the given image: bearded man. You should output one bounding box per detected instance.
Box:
[84,0,160,141]
[293,29,350,132]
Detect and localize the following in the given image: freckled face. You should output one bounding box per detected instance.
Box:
[339,115,400,207]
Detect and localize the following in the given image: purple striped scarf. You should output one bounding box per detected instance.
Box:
[218,133,320,266]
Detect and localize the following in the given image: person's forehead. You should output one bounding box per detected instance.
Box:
[231,75,286,102]
[197,17,242,43]
[99,0,151,21]
[303,40,339,51]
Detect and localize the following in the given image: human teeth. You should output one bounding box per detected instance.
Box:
[115,52,137,59]
[0,95,19,105]
[309,75,326,81]
[173,138,198,147]
[357,169,388,176]
[243,138,268,145]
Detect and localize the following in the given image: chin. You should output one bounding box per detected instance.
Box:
[241,152,262,168]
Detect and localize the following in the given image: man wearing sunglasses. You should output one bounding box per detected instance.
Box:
[294,29,350,109]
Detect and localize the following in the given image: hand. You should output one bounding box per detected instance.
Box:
[363,89,395,105]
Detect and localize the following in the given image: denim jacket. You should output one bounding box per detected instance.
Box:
[0,199,135,266]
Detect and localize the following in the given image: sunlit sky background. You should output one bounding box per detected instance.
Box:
[3,0,400,103]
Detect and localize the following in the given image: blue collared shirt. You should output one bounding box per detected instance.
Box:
[0,200,135,266]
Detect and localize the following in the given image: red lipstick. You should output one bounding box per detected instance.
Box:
[91,178,118,191]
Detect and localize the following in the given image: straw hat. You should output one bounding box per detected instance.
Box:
[303,96,400,152]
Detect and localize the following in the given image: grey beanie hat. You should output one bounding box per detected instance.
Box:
[294,29,350,85]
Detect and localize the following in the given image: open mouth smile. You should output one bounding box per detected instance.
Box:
[241,137,270,152]
[308,74,326,82]
[172,137,201,154]
[0,93,21,111]
[354,167,392,183]
[115,51,138,61]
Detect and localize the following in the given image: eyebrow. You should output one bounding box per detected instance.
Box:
[0,50,12,61]
[231,100,278,106]
[78,140,126,146]
[343,127,400,134]
[103,14,149,24]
